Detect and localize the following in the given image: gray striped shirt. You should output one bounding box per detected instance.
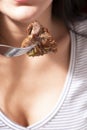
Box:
[0,20,87,130]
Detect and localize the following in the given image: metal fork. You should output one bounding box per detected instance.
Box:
[0,44,37,57]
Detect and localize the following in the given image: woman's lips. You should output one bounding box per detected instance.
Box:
[15,0,29,4]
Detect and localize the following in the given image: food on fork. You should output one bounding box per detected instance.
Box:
[21,21,57,56]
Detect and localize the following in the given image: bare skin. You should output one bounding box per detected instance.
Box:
[0,0,70,127]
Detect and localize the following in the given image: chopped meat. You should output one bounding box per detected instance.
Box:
[21,21,57,56]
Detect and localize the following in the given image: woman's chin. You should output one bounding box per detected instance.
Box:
[10,7,39,23]
[12,15,35,24]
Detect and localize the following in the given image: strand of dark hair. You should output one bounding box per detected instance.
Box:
[52,0,87,38]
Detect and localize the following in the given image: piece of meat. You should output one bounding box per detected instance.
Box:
[21,21,57,56]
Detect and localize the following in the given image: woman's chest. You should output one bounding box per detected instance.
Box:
[0,55,69,127]
[0,78,87,130]
[0,64,67,127]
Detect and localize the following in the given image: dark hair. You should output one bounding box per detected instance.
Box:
[52,0,87,22]
[52,0,87,37]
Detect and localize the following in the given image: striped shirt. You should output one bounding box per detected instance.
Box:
[0,20,87,130]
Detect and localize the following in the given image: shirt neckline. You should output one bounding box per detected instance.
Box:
[0,30,76,130]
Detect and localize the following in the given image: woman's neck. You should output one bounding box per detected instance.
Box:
[0,14,27,47]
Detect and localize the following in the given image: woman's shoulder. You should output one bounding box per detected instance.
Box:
[70,20,87,60]
[72,19,87,36]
